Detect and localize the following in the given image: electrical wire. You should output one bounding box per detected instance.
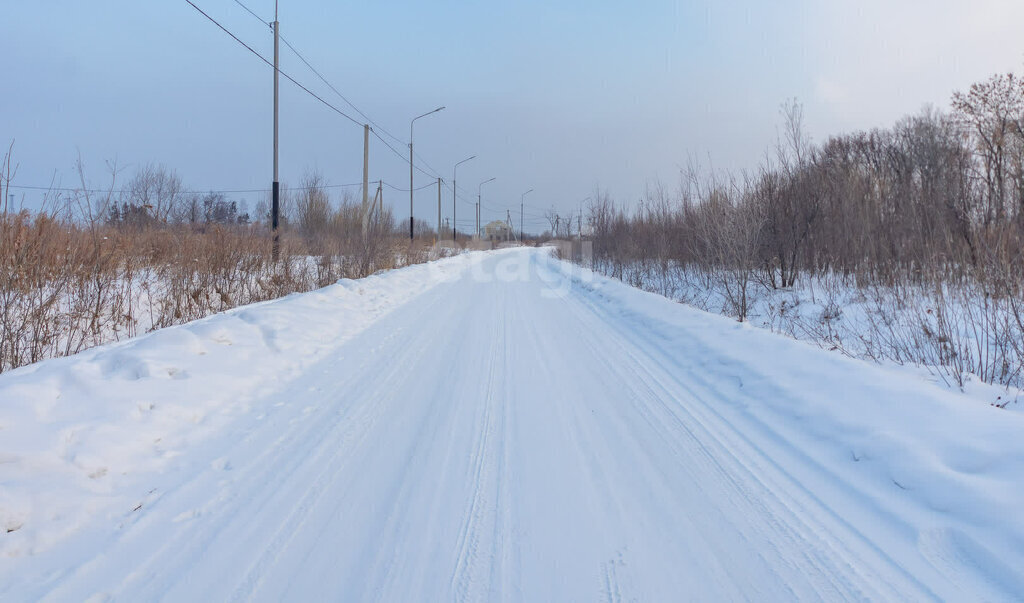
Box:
[279,36,407,148]
[230,0,439,167]
[412,151,445,182]
[229,0,408,148]
[187,0,498,209]
[231,0,272,28]
[382,181,437,193]
[8,181,365,195]
[370,130,441,181]
[185,0,363,129]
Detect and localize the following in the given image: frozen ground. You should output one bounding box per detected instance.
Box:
[604,260,1024,399]
[1,248,1023,600]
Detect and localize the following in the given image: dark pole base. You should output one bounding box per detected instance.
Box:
[272,181,280,261]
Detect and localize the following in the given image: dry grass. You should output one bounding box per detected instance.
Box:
[0,206,438,373]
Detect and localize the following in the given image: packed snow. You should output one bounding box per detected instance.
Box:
[1,247,1022,600]
[602,261,1024,398]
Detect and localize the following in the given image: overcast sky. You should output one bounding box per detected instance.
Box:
[4,0,1024,233]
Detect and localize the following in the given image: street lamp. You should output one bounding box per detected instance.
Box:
[409,105,445,241]
[478,177,496,239]
[452,155,475,242]
[521,189,534,242]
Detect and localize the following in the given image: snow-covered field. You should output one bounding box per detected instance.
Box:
[1,247,1023,600]
[603,260,1024,401]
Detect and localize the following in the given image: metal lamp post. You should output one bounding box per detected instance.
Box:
[478,177,496,239]
[521,189,534,242]
[452,155,475,241]
[409,106,445,240]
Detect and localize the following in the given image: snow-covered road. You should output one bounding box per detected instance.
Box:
[3,248,1023,600]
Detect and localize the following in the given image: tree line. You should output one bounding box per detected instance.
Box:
[0,155,435,373]
[585,72,1024,389]
[591,72,1024,306]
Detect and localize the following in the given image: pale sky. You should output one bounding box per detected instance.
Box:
[4,0,1024,233]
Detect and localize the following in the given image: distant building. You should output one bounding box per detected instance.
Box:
[483,220,513,241]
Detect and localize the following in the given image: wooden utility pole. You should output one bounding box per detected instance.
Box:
[363,180,382,235]
[436,177,442,244]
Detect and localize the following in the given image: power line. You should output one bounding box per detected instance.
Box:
[231,0,272,28]
[188,1,474,206]
[8,181,365,195]
[412,150,444,181]
[439,180,477,208]
[447,181,501,211]
[371,128,441,180]
[185,0,363,128]
[382,181,436,193]
[229,0,411,151]
[450,181,502,212]
[279,38,406,148]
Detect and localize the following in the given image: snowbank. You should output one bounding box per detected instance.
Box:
[598,261,1024,398]
[542,251,1024,596]
[0,250,490,557]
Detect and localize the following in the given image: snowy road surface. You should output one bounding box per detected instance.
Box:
[2,248,1024,600]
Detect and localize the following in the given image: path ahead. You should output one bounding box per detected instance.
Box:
[5,249,1023,601]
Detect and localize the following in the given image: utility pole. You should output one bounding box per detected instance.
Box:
[408,139,413,241]
[506,209,513,242]
[363,179,382,234]
[271,5,280,260]
[436,177,442,244]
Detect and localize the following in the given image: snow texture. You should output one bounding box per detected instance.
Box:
[1,247,1022,600]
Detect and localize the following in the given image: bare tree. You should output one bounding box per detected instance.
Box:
[295,171,332,239]
[122,164,183,224]
[952,73,1024,224]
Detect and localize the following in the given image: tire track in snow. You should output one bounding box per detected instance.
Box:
[38,311,419,601]
[489,288,521,601]
[14,249,1001,600]
[449,289,504,602]
[559,268,934,599]
[321,282,483,601]
[224,294,456,602]
[513,258,645,601]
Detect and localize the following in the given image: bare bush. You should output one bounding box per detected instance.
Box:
[0,157,425,374]
[580,70,1024,389]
